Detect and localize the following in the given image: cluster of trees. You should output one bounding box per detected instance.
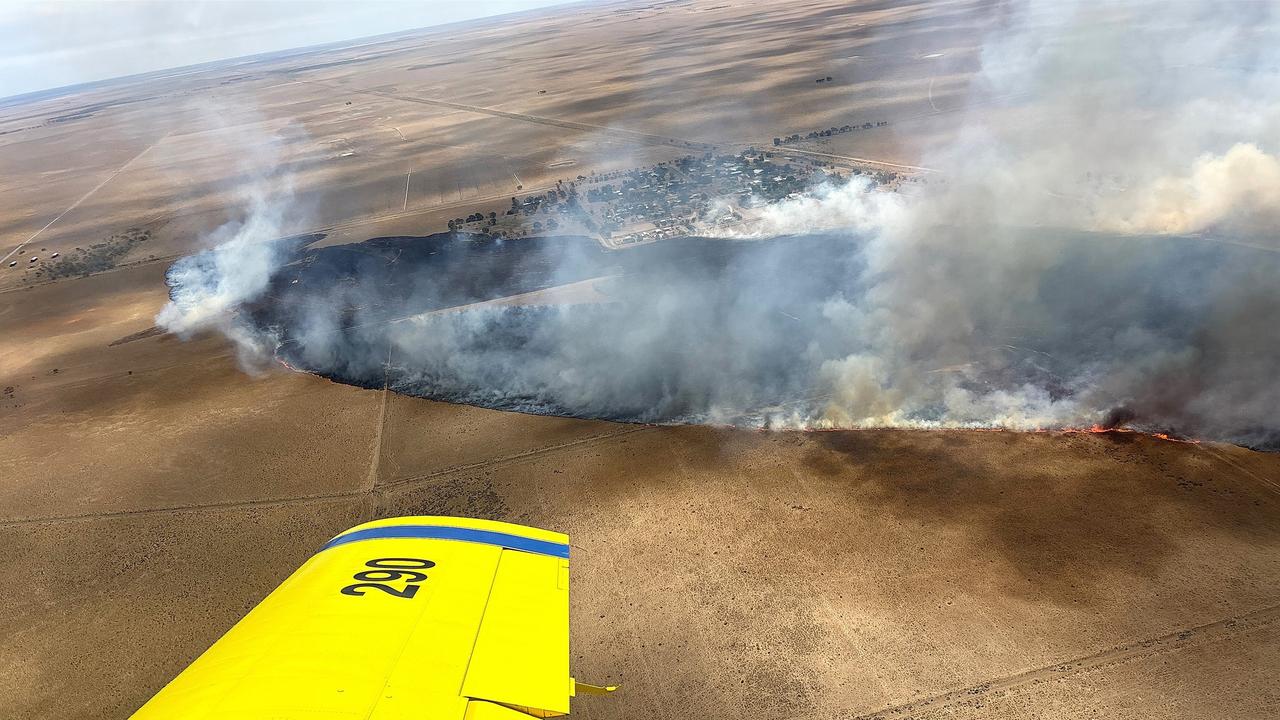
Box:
[463,150,841,242]
[848,167,901,185]
[448,211,498,231]
[439,179,600,239]
[585,185,621,203]
[508,181,580,217]
[37,228,151,281]
[773,120,889,146]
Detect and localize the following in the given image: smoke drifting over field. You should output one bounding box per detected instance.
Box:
[157,112,311,368]
[159,1,1280,448]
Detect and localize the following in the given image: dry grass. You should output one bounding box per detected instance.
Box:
[1,2,1278,719]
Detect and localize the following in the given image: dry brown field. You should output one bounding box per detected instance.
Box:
[1,1,1278,719]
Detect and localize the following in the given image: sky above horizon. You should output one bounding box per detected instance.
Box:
[0,0,573,99]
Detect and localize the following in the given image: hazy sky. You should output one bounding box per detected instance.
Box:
[0,0,572,99]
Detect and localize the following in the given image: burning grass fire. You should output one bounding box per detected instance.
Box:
[153,1,1280,456]
[227,229,1279,451]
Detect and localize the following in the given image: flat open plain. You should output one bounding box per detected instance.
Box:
[1,1,1278,718]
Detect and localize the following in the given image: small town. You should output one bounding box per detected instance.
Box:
[446,145,905,246]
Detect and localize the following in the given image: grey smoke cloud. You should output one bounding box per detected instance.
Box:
[156,108,310,370]
[762,0,1280,439]
[160,0,1280,448]
[156,193,292,367]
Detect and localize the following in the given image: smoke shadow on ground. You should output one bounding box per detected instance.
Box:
[802,429,1280,607]
[0,334,240,438]
[367,420,1280,642]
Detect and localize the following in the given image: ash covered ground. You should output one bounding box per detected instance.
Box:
[243,230,1280,449]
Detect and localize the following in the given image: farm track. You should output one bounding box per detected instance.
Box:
[835,603,1280,720]
[0,424,650,528]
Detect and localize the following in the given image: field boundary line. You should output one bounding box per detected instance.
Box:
[0,490,362,528]
[376,425,654,489]
[1,425,652,528]
[811,603,1280,720]
[1,134,170,265]
[302,80,715,152]
[1196,443,1280,495]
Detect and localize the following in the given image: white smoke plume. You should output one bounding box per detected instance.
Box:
[727,0,1280,440]
[1104,142,1280,238]
[710,175,906,239]
[156,111,308,369]
[156,193,292,366]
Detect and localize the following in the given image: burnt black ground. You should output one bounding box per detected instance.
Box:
[244,230,1280,448]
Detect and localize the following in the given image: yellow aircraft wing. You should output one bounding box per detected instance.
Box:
[131,515,600,719]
